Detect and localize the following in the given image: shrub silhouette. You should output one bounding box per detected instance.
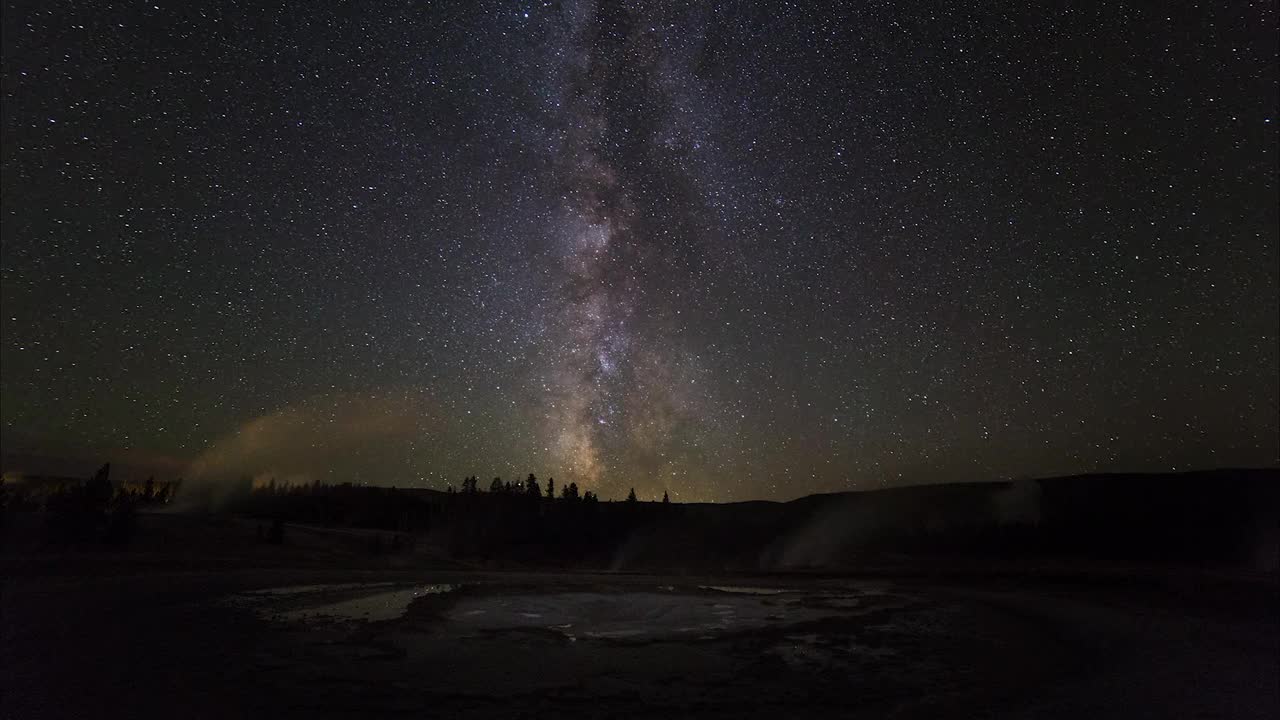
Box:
[46,463,114,544]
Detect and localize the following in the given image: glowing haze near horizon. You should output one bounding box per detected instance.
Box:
[2,2,1277,501]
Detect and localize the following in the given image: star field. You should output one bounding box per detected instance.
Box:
[2,1,1276,501]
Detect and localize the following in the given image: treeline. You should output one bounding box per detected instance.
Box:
[239,472,663,530]
[8,464,145,546]
[234,473,679,566]
[447,474,620,504]
[114,476,177,505]
[438,474,659,565]
[10,465,1272,571]
[238,481,438,534]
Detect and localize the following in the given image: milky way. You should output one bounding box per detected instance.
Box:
[533,2,726,493]
[1,1,1276,500]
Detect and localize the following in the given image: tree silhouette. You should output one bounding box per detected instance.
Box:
[526,474,540,497]
[490,477,504,493]
[662,491,670,504]
[87,463,112,506]
[47,463,114,544]
[546,477,555,500]
[627,488,637,503]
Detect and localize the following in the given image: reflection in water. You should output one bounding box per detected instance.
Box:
[443,590,835,641]
[278,584,456,623]
[241,583,397,596]
[229,583,457,623]
[700,586,789,595]
[225,582,902,641]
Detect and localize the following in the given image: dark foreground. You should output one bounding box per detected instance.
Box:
[4,559,1277,719]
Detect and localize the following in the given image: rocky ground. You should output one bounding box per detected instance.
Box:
[4,561,1277,719]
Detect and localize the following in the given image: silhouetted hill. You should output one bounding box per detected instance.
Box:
[736,469,1277,570]
[417,470,1272,572]
[576,469,1272,572]
[26,467,1267,574]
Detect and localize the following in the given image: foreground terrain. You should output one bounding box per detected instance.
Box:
[4,522,1277,719]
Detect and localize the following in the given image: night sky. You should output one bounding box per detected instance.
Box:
[2,1,1276,501]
